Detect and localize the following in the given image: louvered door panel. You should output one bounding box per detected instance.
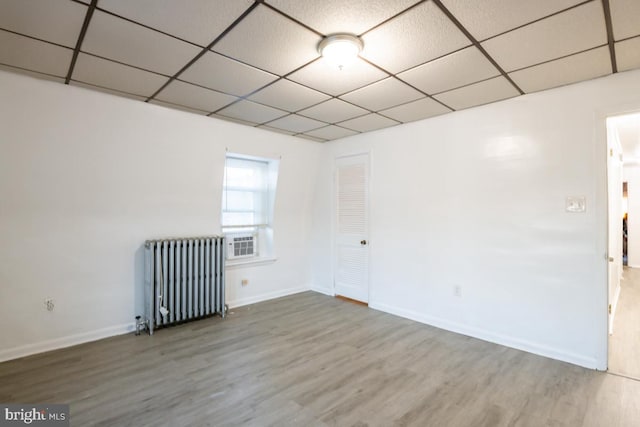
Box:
[335,153,370,303]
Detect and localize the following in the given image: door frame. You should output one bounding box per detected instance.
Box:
[332,150,372,302]
[604,107,640,372]
[594,101,640,371]
[606,117,624,336]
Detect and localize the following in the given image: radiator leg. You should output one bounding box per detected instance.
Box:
[135,315,148,336]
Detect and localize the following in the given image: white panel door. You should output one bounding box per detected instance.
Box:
[334,153,369,303]
[608,124,623,334]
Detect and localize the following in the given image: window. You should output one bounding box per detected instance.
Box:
[222,154,279,262]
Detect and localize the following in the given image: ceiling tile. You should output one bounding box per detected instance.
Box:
[0,30,72,77]
[340,77,424,111]
[149,99,209,115]
[265,114,326,133]
[82,10,201,76]
[288,57,387,96]
[248,79,330,112]
[610,0,640,40]
[360,1,471,73]
[481,1,607,72]
[266,0,421,35]
[338,113,399,132]
[305,125,359,140]
[398,46,500,95]
[96,0,253,46]
[379,97,451,123]
[180,51,277,97]
[212,4,321,75]
[298,98,369,123]
[217,100,289,124]
[440,0,584,41]
[258,125,296,136]
[296,134,327,143]
[0,0,87,48]
[72,81,147,102]
[73,53,168,97]
[156,80,238,112]
[510,47,611,93]
[434,76,519,110]
[616,37,640,72]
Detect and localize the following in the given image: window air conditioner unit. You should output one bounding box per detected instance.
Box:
[227,233,257,259]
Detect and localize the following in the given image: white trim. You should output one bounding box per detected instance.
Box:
[0,285,309,363]
[609,282,622,335]
[226,257,277,269]
[369,300,598,370]
[600,105,640,372]
[227,285,309,308]
[310,285,335,296]
[333,150,371,302]
[627,264,640,268]
[0,322,135,363]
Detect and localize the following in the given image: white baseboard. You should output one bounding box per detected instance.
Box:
[1,286,310,363]
[369,301,598,370]
[0,322,135,363]
[227,285,310,308]
[310,285,334,296]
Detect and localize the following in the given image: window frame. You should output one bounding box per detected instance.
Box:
[221,153,279,266]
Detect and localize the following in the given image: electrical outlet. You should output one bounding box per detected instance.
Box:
[44,297,55,311]
[453,286,462,298]
[241,279,249,286]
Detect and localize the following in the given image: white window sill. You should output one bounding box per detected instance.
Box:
[226,256,277,269]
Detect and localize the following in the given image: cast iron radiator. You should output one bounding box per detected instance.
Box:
[144,236,226,335]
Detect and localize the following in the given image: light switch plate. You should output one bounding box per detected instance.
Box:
[566,196,586,213]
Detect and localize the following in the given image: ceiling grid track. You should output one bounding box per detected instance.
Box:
[360,57,455,112]
[209,0,444,128]
[88,7,203,49]
[261,2,324,37]
[506,44,611,75]
[0,27,72,50]
[601,0,618,73]
[478,0,596,43]
[357,0,428,38]
[207,57,324,117]
[145,1,262,102]
[431,0,524,95]
[65,0,98,84]
[2,0,637,140]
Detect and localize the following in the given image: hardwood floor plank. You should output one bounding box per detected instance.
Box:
[609,267,640,379]
[1,291,639,426]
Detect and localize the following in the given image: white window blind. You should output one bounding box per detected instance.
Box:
[222,156,269,229]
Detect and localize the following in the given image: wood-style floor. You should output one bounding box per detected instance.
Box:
[1,291,639,426]
[609,267,640,379]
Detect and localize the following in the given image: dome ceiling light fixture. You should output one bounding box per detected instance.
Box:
[318,34,364,71]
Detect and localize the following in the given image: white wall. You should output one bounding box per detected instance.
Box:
[624,165,640,267]
[0,70,321,361]
[311,69,640,369]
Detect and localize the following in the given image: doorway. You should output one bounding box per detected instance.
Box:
[334,153,370,304]
[607,111,640,379]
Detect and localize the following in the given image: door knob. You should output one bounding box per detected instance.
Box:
[360,240,367,245]
[609,256,614,262]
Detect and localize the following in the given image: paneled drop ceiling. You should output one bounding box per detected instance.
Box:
[1,0,639,142]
